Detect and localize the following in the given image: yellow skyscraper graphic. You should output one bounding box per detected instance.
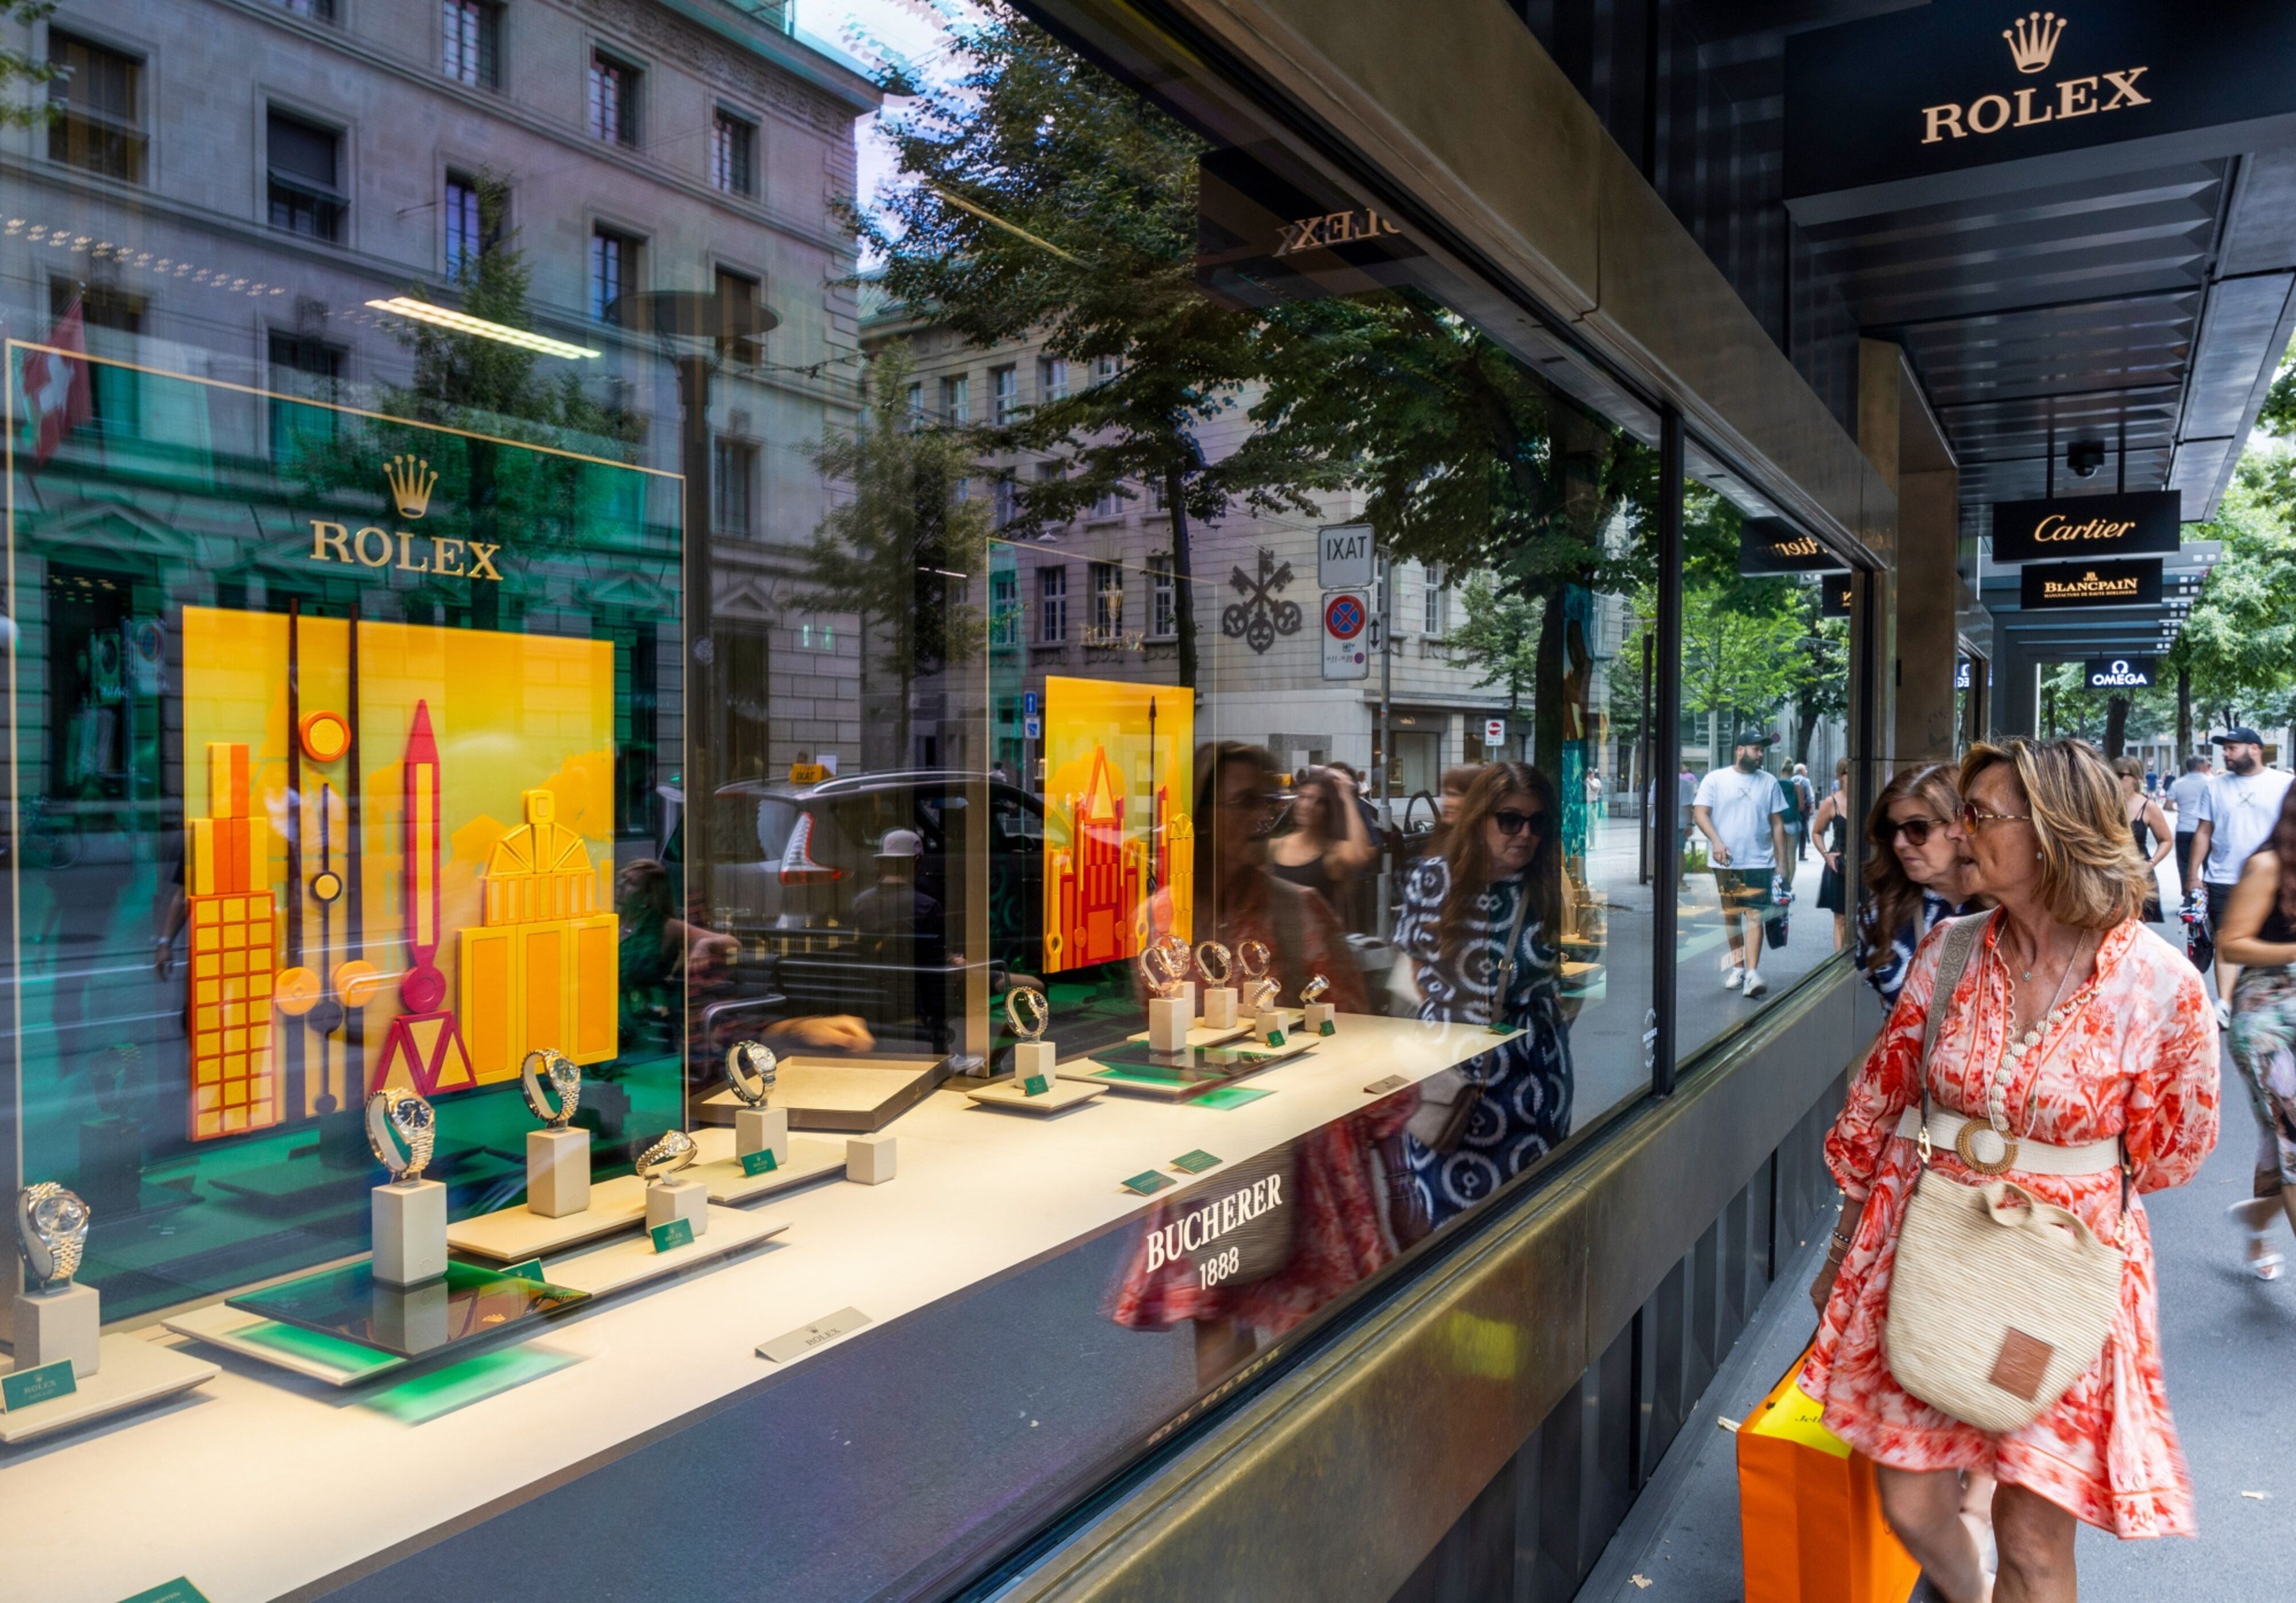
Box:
[457,788,619,1081]
[187,742,281,1140]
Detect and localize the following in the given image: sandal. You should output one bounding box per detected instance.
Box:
[2230,1198,2284,1280]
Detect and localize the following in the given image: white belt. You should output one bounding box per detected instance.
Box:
[1894,1106,2122,1177]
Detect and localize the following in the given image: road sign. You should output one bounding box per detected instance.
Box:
[1023,691,1038,717]
[1481,718,1506,746]
[1318,524,1375,590]
[1023,716,1043,740]
[1321,589,1370,680]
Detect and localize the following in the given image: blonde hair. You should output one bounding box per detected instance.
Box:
[1959,738,2151,928]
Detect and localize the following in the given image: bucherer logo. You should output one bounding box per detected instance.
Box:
[307,454,504,582]
[1922,12,2151,146]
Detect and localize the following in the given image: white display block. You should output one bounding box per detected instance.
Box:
[1147,997,1191,1052]
[1202,987,1239,1028]
[371,1179,448,1287]
[525,1128,592,1218]
[0,1335,217,1447]
[1013,1041,1057,1079]
[735,1106,790,1162]
[965,1075,1106,1114]
[645,1178,709,1237]
[847,1134,898,1184]
[1255,1009,1286,1044]
[13,1283,102,1379]
[1305,1002,1337,1035]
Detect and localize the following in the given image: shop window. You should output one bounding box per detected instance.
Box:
[441,0,502,89]
[712,437,757,535]
[587,50,639,145]
[711,109,757,196]
[590,225,637,320]
[47,32,146,183]
[266,108,344,241]
[1038,563,1068,642]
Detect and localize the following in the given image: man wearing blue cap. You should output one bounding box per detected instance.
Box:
[1692,730,1791,1000]
[2188,727,2294,1024]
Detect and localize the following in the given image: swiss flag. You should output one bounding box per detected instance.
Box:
[22,297,92,466]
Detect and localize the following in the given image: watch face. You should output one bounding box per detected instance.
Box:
[397,1099,436,1135]
[32,1190,88,1236]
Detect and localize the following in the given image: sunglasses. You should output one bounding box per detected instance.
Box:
[1957,800,2032,831]
[1493,809,1546,837]
[1889,816,1943,846]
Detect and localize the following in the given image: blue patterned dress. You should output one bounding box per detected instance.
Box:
[1857,888,1966,1008]
[1394,855,1574,1226]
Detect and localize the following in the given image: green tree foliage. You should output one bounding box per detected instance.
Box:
[2165,453,2296,730]
[801,344,989,760]
[1444,572,1542,711]
[0,1,64,130]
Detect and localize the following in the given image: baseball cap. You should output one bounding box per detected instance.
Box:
[876,828,923,859]
[1732,730,1777,748]
[2212,727,2264,746]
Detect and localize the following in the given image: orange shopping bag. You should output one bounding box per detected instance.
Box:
[1736,1346,1921,1603]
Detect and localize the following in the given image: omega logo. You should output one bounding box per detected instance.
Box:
[2088,659,2150,687]
[1921,13,2151,145]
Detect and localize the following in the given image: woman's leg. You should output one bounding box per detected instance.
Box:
[1876,1465,1991,1603]
[1989,1481,2076,1603]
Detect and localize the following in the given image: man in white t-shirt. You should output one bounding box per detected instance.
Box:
[2164,753,2212,903]
[2188,727,2295,1021]
[1692,731,1791,1000]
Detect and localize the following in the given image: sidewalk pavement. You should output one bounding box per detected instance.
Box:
[1583,954,2295,1600]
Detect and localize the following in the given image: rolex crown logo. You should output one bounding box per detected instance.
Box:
[384,454,439,520]
[2003,10,2066,75]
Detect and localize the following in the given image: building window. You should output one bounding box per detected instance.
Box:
[277,0,336,18]
[712,438,757,535]
[991,365,1018,425]
[267,332,344,462]
[1037,357,1068,402]
[443,171,500,278]
[441,1,501,89]
[1091,353,1120,385]
[1038,565,1068,644]
[710,110,756,196]
[715,267,761,355]
[1422,566,1449,637]
[940,374,969,427]
[904,381,925,428]
[47,33,145,184]
[1149,554,1177,640]
[990,569,1019,648]
[266,109,345,241]
[992,475,1017,529]
[591,227,638,320]
[1089,483,1126,522]
[587,51,638,146]
[1089,562,1123,640]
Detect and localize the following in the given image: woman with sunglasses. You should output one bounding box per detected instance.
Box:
[1806,738,2218,1603]
[1392,762,1573,1234]
[1859,764,1981,1007]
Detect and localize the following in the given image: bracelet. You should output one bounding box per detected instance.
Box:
[1829,1227,1855,1247]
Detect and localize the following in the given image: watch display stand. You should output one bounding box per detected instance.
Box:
[0,1330,220,1447]
[1201,986,1239,1028]
[13,1282,102,1377]
[694,1052,945,1133]
[1305,1002,1337,1035]
[965,1042,1107,1114]
[372,1179,448,1287]
[1147,993,1192,1052]
[646,1178,708,1237]
[1254,1008,1287,1045]
[444,1173,650,1261]
[688,1119,850,1204]
[847,1134,898,1184]
[738,1106,789,1161]
[525,1128,592,1218]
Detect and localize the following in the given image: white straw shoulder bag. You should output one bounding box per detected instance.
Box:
[1880,915,2127,1435]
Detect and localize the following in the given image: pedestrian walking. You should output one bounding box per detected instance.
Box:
[2210,783,2296,1280]
[2113,756,2171,924]
[1693,731,1791,999]
[2164,754,2210,903]
[1812,757,1853,951]
[2185,729,2294,1024]
[1269,764,1378,931]
[1859,763,1978,1007]
[1791,761,1818,861]
[1805,738,2219,1602]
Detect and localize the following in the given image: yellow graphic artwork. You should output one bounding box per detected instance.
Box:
[183,608,616,1120]
[1040,675,1192,974]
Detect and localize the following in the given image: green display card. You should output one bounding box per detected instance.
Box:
[501,1258,546,1283]
[1193,1086,1274,1110]
[1120,1170,1174,1196]
[1,1358,75,1411]
[1170,1149,1221,1174]
[1022,1074,1050,1096]
[1265,1029,1286,1047]
[740,1148,781,1177]
[650,1217,696,1253]
[1320,1020,1337,1036]
[116,1581,211,1603]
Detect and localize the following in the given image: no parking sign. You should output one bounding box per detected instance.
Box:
[1321,590,1369,680]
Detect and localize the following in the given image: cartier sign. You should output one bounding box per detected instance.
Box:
[1739,517,1845,577]
[1991,490,2179,564]
[2019,559,2162,610]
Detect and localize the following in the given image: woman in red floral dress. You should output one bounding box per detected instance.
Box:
[1804,738,2218,1603]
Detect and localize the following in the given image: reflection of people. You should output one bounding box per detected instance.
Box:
[1269,765,1376,931]
[1693,731,1790,1000]
[1394,762,1573,1232]
[850,828,945,960]
[1585,769,1604,818]
[2165,754,2210,903]
[2215,784,2296,1280]
[1805,738,2217,1597]
[1811,758,1852,950]
[2187,727,2294,1024]
[1856,764,1976,1008]
[1790,762,1817,859]
[1117,742,1392,1380]
[2113,756,2170,923]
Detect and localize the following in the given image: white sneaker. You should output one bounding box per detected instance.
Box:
[1724,966,1744,992]
[2216,997,2233,1029]
[1743,973,1768,999]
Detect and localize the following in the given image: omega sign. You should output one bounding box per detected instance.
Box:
[2084,656,2156,690]
[2018,558,2162,610]
[1990,490,2179,564]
